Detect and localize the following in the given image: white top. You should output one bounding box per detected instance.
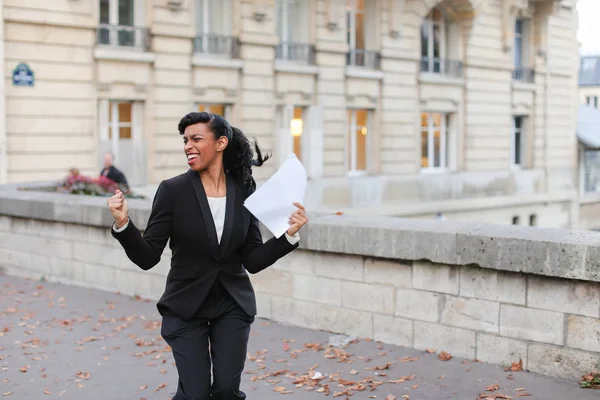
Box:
[113,196,300,245]
[207,196,227,243]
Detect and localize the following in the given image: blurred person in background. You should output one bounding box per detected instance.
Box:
[100,152,129,189]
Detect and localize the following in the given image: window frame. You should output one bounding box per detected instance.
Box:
[420,112,449,172]
[196,0,233,36]
[196,103,232,120]
[99,99,143,163]
[347,108,371,175]
[98,0,148,49]
[511,116,524,168]
[514,18,523,70]
[421,7,447,74]
[346,0,365,51]
[275,0,311,61]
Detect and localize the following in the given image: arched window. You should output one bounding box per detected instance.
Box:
[421,7,446,74]
[420,5,464,78]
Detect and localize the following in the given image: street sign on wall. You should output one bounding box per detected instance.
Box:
[12,63,34,87]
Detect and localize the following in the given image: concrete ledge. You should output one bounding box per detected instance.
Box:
[1,182,600,283]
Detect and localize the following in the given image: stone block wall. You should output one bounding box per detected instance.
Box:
[252,252,600,380]
[1,209,599,380]
[1,189,599,380]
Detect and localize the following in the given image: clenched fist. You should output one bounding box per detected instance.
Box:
[107,189,129,228]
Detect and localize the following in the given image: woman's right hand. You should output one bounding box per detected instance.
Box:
[107,189,129,228]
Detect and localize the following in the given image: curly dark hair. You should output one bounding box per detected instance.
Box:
[177,112,270,191]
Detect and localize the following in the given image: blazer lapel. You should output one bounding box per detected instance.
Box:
[187,170,220,261]
[219,175,236,258]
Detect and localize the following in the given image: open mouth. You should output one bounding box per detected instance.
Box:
[187,154,199,164]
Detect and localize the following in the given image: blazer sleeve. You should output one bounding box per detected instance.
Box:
[241,183,299,273]
[111,180,173,270]
[242,215,299,274]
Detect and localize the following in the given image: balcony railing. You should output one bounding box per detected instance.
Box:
[346,49,381,70]
[275,43,316,64]
[97,24,151,51]
[193,34,240,58]
[513,67,535,83]
[420,57,464,78]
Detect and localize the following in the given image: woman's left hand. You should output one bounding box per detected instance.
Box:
[286,202,308,236]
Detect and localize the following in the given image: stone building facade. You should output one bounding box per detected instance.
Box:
[0,0,581,227]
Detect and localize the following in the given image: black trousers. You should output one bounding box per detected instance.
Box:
[160,284,254,400]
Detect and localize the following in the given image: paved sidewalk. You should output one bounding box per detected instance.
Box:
[1,274,598,400]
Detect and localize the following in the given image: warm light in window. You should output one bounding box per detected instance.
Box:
[290,118,303,137]
[360,126,367,136]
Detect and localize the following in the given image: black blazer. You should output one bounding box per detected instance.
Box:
[111,169,298,319]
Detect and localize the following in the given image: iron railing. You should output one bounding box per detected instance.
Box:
[420,57,464,78]
[193,34,240,58]
[275,42,316,64]
[97,24,151,51]
[513,67,535,83]
[346,49,381,69]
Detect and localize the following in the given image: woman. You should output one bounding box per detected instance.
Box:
[106,112,308,400]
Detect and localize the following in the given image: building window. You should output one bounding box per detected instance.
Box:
[109,102,132,140]
[420,113,448,170]
[512,216,520,225]
[98,100,146,186]
[276,105,307,165]
[586,96,599,108]
[529,214,537,226]
[98,0,148,50]
[512,116,524,167]
[276,0,313,62]
[197,104,231,119]
[583,150,600,193]
[346,0,379,68]
[290,107,304,160]
[347,109,369,173]
[513,19,534,82]
[514,18,523,70]
[421,7,446,74]
[99,99,144,160]
[195,0,236,56]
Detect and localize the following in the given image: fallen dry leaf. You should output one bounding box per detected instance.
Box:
[486,384,500,391]
[154,383,167,392]
[438,351,452,361]
[76,371,90,380]
[425,349,435,353]
[386,395,396,400]
[273,386,292,394]
[387,375,416,384]
[2,393,13,397]
[366,363,391,371]
[476,393,512,399]
[401,356,419,362]
[504,359,523,372]
[43,389,51,395]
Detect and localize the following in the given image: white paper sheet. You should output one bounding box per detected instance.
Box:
[244,153,307,238]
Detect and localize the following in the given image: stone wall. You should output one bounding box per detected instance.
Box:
[1,187,599,380]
